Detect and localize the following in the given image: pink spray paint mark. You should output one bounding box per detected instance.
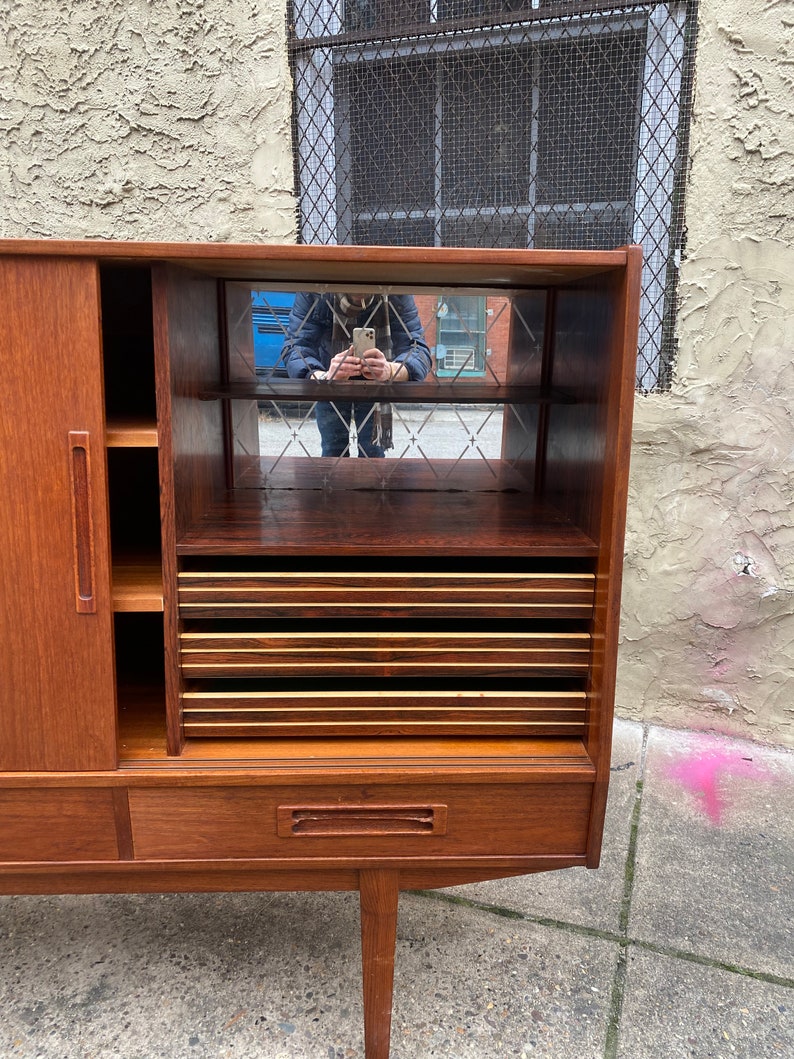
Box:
[666,735,767,825]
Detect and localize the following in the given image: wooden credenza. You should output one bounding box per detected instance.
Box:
[0,240,640,1058]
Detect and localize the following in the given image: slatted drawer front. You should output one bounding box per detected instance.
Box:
[178,570,595,620]
[180,630,591,678]
[178,564,593,740]
[182,689,587,738]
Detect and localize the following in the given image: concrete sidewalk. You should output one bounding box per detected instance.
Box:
[1,720,791,1058]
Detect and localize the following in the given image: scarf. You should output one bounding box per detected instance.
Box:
[331,294,393,449]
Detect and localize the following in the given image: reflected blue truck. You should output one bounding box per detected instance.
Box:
[252,291,295,376]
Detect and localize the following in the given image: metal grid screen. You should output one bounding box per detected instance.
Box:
[287,1,698,390]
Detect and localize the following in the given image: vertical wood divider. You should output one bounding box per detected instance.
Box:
[111,787,135,860]
[151,265,184,756]
[216,279,236,489]
[534,288,557,495]
[359,869,400,1059]
[584,244,644,866]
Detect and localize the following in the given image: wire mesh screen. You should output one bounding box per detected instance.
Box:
[287,1,698,390]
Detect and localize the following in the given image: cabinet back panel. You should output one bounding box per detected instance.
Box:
[100,266,156,420]
[107,448,162,554]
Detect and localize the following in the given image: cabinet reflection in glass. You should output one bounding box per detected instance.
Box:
[258,400,507,463]
[281,291,432,458]
[229,281,546,480]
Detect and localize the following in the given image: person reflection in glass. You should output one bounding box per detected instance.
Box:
[281,293,432,458]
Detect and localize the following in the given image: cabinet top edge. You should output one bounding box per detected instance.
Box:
[0,239,636,285]
[0,238,632,262]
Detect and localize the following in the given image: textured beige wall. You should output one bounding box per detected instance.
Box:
[0,0,296,240]
[617,1,794,745]
[1,2,791,744]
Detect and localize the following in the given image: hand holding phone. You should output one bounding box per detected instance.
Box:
[352,327,376,360]
[328,330,373,379]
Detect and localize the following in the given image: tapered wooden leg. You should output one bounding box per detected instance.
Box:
[359,869,400,1059]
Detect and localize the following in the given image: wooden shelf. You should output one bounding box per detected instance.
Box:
[106,416,158,447]
[177,479,596,557]
[117,686,594,773]
[199,379,576,405]
[112,556,164,612]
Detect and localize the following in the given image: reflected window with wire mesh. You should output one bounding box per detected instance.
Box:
[288,1,697,390]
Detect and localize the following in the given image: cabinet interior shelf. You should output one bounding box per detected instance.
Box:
[199,379,576,406]
[177,484,597,557]
[117,687,594,770]
[112,556,164,611]
[106,417,158,447]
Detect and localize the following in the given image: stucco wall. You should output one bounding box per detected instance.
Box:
[617,1,794,746]
[1,2,791,744]
[0,0,296,241]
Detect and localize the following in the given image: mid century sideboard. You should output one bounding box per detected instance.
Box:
[0,240,640,1057]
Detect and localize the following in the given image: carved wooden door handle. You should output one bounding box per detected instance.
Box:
[68,431,96,613]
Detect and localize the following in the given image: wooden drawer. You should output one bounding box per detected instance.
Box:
[178,570,595,620]
[182,688,587,738]
[128,782,592,861]
[0,788,120,862]
[180,630,591,679]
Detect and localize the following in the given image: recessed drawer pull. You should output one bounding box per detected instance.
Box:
[277,804,447,838]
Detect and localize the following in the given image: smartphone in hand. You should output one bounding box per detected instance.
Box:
[352,327,376,359]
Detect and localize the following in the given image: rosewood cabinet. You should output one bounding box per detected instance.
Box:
[0,240,640,1058]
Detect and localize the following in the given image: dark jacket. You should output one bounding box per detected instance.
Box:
[282,293,432,381]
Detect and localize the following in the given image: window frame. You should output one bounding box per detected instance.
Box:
[289,1,695,390]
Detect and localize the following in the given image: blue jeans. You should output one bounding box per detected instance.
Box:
[314,400,385,458]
